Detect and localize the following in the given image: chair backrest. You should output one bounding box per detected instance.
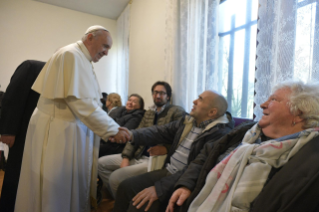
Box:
[234,117,253,127]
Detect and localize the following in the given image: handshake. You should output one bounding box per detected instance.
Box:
[109,127,132,144]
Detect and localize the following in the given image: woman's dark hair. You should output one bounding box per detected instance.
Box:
[151,81,172,100]
[129,94,144,110]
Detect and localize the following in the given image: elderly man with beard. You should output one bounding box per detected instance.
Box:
[98,81,185,198]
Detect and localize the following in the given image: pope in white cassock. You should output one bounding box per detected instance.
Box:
[14,26,129,212]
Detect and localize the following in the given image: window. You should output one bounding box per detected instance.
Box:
[294,0,319,81]
[217,0,258,118]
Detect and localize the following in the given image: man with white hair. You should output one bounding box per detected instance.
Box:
[14,26,130,212]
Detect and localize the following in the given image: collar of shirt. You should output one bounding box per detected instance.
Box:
[108,106,118,115]
[76,41,92,62]
[194,119,215,129]
[149,104,166,115]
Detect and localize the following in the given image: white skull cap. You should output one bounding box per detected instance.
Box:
[85,25,108,35]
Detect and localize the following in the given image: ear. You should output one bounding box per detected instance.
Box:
[208,108,218,119]
[294,115,304,125]
[294,110,304,125]
[87,33,94,42]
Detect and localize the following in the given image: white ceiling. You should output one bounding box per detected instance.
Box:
[33,0,131,20]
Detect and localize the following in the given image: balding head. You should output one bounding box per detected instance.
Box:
[210,92,228,117]
[190,90,228,125]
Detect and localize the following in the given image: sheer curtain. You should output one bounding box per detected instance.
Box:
[116,4,131,103]
[254,0,319,120]
[169,0,220,112]
[164,0,178,89]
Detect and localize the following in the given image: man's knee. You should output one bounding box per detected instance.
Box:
[98,156,108,171]
[98,154,121,171]
[118,177,134,192]
[109,170,121,187]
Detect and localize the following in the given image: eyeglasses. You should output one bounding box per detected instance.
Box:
[152,91,167,96]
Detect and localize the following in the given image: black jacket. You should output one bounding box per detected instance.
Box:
[98,107,145,157]
[178,121,255,212]
[122,103,185,160]
[250,133,319,212]
[179,122,319,212]
[109,106,145,130]
[0,60,45,212]
[131,112,235,202]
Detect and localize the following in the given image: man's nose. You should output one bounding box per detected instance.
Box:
[260,101,268,109]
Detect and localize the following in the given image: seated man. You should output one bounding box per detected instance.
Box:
[167,80,319,212]
[98,81,185,198]
[114,90,234,212]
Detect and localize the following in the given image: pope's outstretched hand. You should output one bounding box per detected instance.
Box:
[109,127,132,143]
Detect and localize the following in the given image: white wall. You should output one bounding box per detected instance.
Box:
[128,0,167,108]
[0,0,117,93]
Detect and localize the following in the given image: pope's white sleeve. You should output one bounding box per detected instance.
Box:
[65,96,119,141]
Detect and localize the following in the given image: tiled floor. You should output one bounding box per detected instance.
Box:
[0,170,114,211]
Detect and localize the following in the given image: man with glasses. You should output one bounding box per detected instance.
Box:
[98,81,185,199]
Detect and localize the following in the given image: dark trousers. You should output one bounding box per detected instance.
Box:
[0,136,25,212]
[99,140,125,158]
[114,169,170,212]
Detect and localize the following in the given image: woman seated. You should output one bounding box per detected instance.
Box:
[167,80,319,212]
[105,93,122,117]
[99,93,145,157]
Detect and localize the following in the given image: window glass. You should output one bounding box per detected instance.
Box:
[294,2,317,81]
[218,0,258,118]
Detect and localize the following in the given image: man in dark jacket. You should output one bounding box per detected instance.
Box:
[168,120,319,212]
[113,90,234,212]
[98,81,185,198]
[0,60,45,212]
[168,122,255,212]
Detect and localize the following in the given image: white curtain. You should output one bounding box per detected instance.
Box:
[168,0,220,112]
[116,4,131,103]
[254,0,319,120]
[164,0,178,89]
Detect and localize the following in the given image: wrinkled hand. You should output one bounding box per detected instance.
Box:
[132,186,158,211]
[147,145,167,156]
[120,158,130,168]
[0,135,16,148]
[166,187,191,212]
[109,127,131,144]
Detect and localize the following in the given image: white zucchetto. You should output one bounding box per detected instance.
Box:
[85,25,108,35]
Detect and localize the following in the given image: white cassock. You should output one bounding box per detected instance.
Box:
[15,41,119,212]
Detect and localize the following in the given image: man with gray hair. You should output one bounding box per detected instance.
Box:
[14,26,130,212]
[113,90,234,212]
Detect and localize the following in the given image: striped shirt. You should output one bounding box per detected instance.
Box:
[166,119,214,174]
